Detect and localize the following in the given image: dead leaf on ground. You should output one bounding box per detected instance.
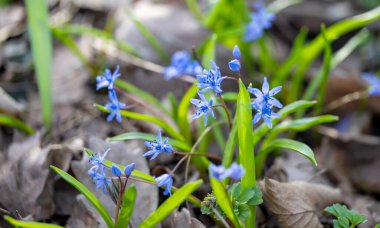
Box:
[0,134,72,220]
[259,178,343,228]
[66,194,99,228]
[162,208,205,228]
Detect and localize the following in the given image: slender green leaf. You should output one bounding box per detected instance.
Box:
[115,79,170,116]
[261,139,317,166]
[139,180,202,227]
[50,166,114,228]
[268,0,303,13]
[222,117,237,169]
[95,104,183,141]
[116,184,137,228]
[186,0,204,23]
[108,132,191,151]
[237,79,256,227]
[258,37,276,75]
[222,92,238,101]
[210,178,242,227]
[167,92,179,122]
[177,84,198,143]
[125,10,169,63]
[201,34,217,68]
[0,114,34,135]
[54,25,139,57]
[4,216,63,228]
[273,115,338,133]
[25,0,52,128]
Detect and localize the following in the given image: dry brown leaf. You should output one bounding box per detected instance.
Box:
[259,178,343,228]
[162,208,205,228]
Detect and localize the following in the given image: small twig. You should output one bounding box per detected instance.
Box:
[324,90,368,113]
[307,168,328,182]
[212,208,231,228]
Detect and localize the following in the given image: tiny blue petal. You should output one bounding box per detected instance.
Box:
[111,164,122,177]
[164,51,202,80]
[209,162,245,181]
[244,4,275,42]
[96,66,120,91]
[190,92,215,126]
[143,130,173,160]
[154,174,173,196]
[196,61,226,95]
[232,45,241,59]
[124,163,135,176]
[228,59,241,72]
[104,90,126,123]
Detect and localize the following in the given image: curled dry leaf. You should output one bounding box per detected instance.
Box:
[162,208,205,228]
[259,178,343,228]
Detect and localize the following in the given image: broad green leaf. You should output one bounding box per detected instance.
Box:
[0,114,34,135]
[116,184,137,228]
[50,166,114,228]
[54,25,139,57]
[115,79,170,117]
[177,84,198,144]
[237,79,256,227]
[259,139,317,168]
[125,10,169,63]
[253,100,316,147]
[25,0,52,129]
[95,104,183,141]
[201,34,217,68]
[210,178,242,227]
[108,132,191,151]
[139,180,202,227]
[289,6,380,102]
[4,216,63,228]
[84,149,202,207]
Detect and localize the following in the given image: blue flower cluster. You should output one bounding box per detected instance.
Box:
[209,162,245,181]
[244,3,275,42]
[249,77,282,128]
[163,51,202,80]
[96,66,126,123]
[362,72,380,96]
[88,149,135,194]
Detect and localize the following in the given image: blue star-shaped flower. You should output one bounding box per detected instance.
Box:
[105,90,126,123]
[92,168,112,195]
[244,3,275,42]
[190,93,215,126]
[89,148,110,171]
[143,130,173,160]
[196,61,226,94]
[154,174,173,196]
[252,102,280,129]
[209,162,245,181]
[362,72,380,96]
[96,66,120,91]
[248,77,282,108]
[164,51,202,80]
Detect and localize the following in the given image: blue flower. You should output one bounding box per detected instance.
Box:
[244,3,275,42]
[252,102,280,128]
[105,90,126,123]
[144,130,173,160]
[96,66,120,91]
[248,77,282,108]
[111,164,122,177]
[362,72,380,96]
[154,174,173,196]
[190,92,215,126]
[164,51,202,80]
[209,162,245,181]
[92,168,112,194]
[233,45,241,59]
[196,61,226,94]
[228,59,241,72]
[124,163,135,176]
[89,148,110,171]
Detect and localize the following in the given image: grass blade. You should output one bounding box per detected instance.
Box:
[95,104,183,141]
[177,84,198,143]
[116,184,137,228]
[50,166,114,228]
[0,114,34,135]
[186,0,204,23]
[139,180,202,227]
[25,0,52,128]
[4,216,63,228]
[237,79,256,227]
[201,34,217,68]
[108,132,191,151]
[210,178,242,227]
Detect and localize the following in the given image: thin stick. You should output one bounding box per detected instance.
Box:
[324,90,368,113]
[217,94,232,130]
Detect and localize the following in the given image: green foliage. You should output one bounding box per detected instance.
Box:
[325,204,367,228]
[116,184,137,228]
[0,114,34,135]
[25,0,52,129]
[4,216,63,228]
[139,180,202,227]
[50,166,114,228]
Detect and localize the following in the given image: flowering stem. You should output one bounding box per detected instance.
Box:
[217,94,232,130]
[173,151,221,161]
[114,177,124,225]
[170,155,189,175]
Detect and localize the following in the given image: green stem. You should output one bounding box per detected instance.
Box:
[217,94,232,130]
